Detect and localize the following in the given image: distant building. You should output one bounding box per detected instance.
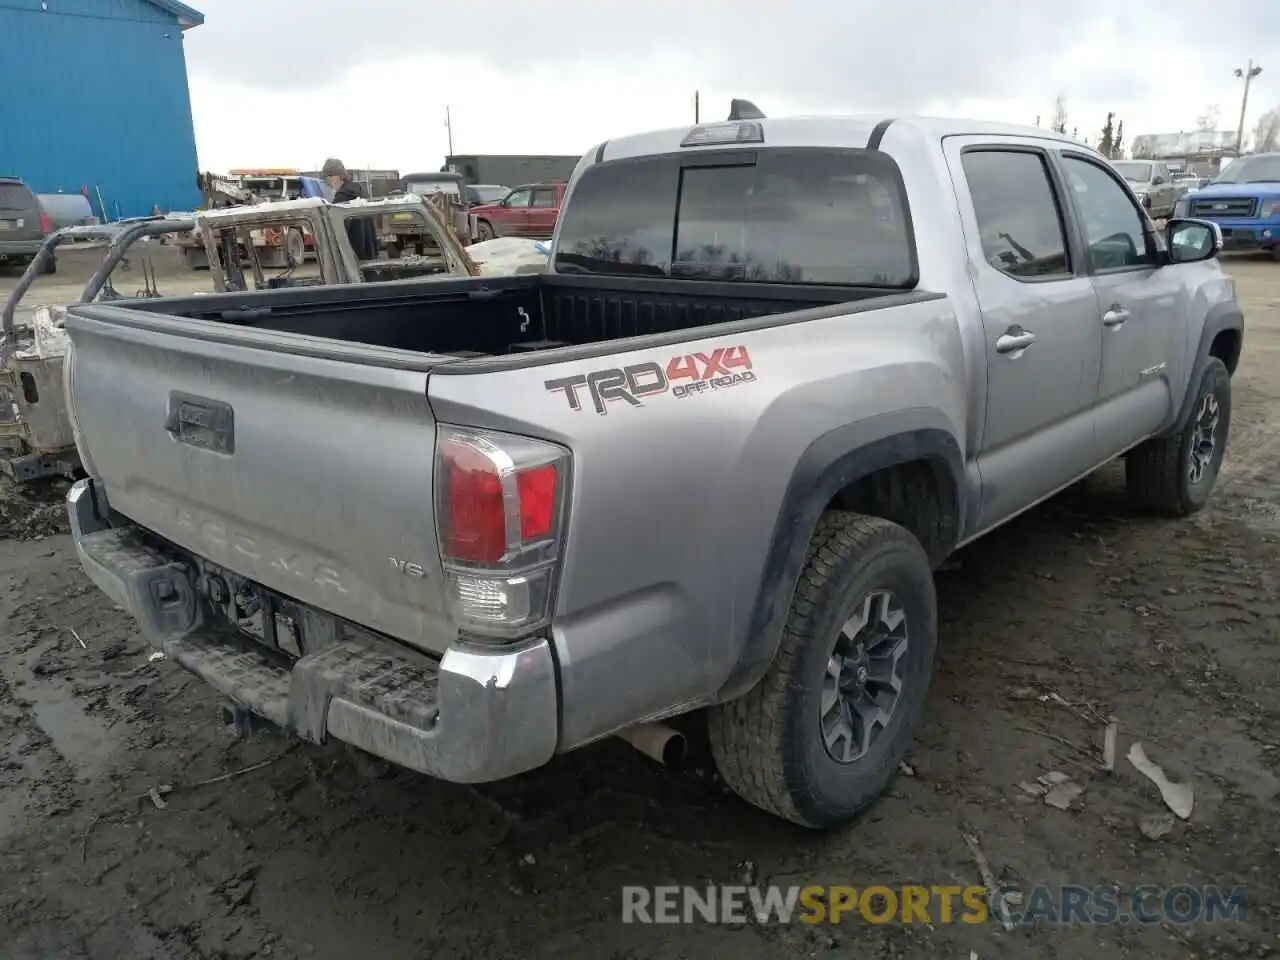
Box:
[445,155,582,186]
[0,0,205,219]
[1129,130,1241,171]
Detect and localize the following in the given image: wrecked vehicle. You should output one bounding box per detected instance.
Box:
[1,197,478,482]
[1,217,195,482]
[192,195,478,292]
[61,113,1242,828]
[388,172,474,252]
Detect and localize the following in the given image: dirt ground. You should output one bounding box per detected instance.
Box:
[1,256,1278,960]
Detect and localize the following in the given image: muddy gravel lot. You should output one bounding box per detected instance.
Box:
[1,257,1278,959]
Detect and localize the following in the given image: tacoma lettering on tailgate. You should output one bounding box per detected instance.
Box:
[544,345,756,415]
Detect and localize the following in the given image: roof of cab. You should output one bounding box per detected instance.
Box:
[595,115,1085,164]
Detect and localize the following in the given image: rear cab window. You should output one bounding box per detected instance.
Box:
[554,149,917,287]
[0,182,37,211]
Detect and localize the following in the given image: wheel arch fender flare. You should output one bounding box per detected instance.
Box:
[1168,302,1243,435]
[716,409,966,704]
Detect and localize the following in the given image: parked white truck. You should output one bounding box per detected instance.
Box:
[60,114,1242,828]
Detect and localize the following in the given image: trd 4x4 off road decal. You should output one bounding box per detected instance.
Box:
[544,345,757,415]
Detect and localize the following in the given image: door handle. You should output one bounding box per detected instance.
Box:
[995,329,1036,354]
[1102,307,1131,328]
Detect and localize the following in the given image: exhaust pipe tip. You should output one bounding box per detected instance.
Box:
[617,722,687,766]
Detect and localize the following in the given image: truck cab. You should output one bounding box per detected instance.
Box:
[1173,151,1280,259]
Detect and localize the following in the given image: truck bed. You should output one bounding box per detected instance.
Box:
[61,270,938,660]
[119,273,892,360]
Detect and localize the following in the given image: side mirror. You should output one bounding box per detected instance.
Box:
[1152,175,1166,185]
[1167,218,1221,264]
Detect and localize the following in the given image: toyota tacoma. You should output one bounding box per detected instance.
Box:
[59,113,1243,828]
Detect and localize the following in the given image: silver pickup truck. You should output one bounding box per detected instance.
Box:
[60,115,1243,829]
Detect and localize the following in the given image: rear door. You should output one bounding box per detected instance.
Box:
[945,139,1104,531]
[0,182,44,242]
[1057,152,1184,452]
[527,186,560,238]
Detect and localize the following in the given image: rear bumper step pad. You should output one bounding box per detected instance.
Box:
[66,478,559,783]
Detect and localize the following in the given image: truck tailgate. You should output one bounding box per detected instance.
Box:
[62,303,455,653]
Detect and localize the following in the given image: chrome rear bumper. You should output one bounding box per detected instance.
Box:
[67,478,559,783]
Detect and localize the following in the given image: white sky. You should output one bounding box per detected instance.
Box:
[183,10,1280,172]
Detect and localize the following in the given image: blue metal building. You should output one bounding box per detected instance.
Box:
[0,0,205,219]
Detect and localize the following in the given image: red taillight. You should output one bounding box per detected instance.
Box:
[435,427,569,640]
[39,213,52,235]
[517,464,557,540]
[439,435,564,564]
[441,440,507,563]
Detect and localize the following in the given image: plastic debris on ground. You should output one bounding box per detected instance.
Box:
[1018,770,1085,810]
[1139,812,1176,839]
[467,237,549,276]
[1127,742,1194,819]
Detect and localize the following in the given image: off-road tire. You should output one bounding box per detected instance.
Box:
[707,513,937,828]
[1126,357,1231,516]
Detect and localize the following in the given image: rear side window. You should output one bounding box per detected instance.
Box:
[961,150,1071,279]
[554,149,916,287]
[0,183,36,210]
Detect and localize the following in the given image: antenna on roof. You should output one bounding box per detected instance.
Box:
[727,99,765,121]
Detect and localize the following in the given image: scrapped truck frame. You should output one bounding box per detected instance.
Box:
[0,197,481,483]
[194,195,479,294]
[177,171,331,270]
[0,217,195,483]
[388,172,476,251]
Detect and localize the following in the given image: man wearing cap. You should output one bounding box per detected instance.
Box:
[321,158,379,262]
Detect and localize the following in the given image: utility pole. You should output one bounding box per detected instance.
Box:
[1234,60,1263,155]
[694,90,700,123]
[444,104,454,157]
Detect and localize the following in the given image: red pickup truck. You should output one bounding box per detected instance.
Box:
[471,182,564,241]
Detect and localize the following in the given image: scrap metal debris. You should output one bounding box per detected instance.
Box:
[67,627,85,649]
[1127,742,1194,819]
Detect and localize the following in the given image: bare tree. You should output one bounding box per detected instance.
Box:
[1254,108,1280,152]
[1197,103,1223,131]
[1051,95,1068,134]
